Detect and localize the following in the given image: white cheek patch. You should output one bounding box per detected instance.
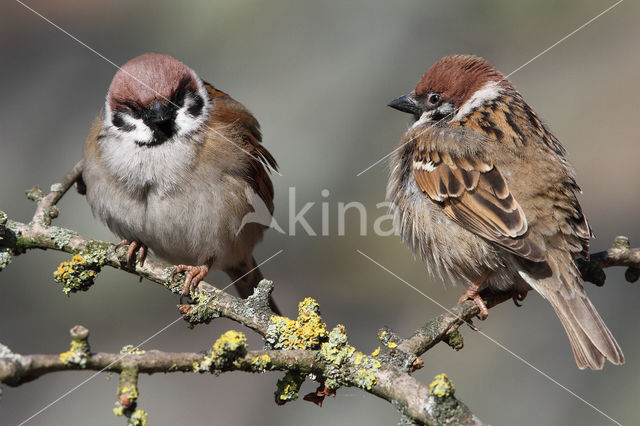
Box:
[175,75,211,137]
[452,81,501,122]
[175,94,207,136]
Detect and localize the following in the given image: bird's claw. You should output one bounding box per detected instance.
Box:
[458,292,489,320]
[512,291,527,307]
[175,264,210,299]
[115,240,147,268]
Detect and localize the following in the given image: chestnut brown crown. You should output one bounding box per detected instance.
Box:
[107,53,198,111]
[389,55,513,121]
[415,55,508,107]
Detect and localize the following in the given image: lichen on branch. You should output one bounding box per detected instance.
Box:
[1,161,636,426]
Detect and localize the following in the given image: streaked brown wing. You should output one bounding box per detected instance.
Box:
[204,82,277,213]
[413,149,545,262]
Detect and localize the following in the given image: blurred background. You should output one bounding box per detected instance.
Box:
[1,1,639,425]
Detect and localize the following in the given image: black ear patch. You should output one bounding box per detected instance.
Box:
[187,95,204,117]
[112,111,135,131]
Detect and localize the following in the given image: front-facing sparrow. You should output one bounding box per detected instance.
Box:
[82,53,279,311]
[387,54,623,369]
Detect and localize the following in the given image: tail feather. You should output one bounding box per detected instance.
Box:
[547,293,606,369]
[521,250,624,370]
[224,257,281,315]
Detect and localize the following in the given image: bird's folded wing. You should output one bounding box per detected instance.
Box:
[412,148,545,262]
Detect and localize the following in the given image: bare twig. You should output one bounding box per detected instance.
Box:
[31,160,83,226]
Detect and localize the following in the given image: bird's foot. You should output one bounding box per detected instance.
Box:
[457,289,489,320]
[175,264,210,298]
[115,240,148,268]
[458,271,491,320]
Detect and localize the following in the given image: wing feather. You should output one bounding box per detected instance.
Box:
[413,149,545,262]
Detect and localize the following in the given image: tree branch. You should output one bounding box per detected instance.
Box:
[1,162,636,425]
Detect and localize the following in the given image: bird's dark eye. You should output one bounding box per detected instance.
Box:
[427,93,441,106]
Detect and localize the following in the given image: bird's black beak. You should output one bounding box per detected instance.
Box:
[388,93,420,116]
[144,99,175,142]
[148,99,172,125]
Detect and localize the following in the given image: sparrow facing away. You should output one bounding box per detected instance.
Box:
[387,54,623,369]
[82,53,279,311]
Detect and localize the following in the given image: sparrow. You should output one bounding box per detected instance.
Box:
[387,54,623,369]
[82,53,280,312]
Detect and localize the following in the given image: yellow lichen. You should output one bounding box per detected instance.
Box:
[212,330,247,358]
[250,354,271,372]
[120,385,139,401]
[354,353,364,365]
[319,325,355,366]
[275,371,304,404]
[113,385,141,422]
[371,346,380,357]
[318,325,380,391]
[129,409,148,426]
[353,352,380,390]
[429,373,455,398]
[120,345,145,355]
[387,342,398,349]
[265,298,328,350]
[195,330,248,373]
[59,337,89,367]
[53,251,106,295]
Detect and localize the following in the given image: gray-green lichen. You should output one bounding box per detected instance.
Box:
[49,226,77,249]
[0,210,7,225]
[0,248,13,271]
[274,371,304,405]
[444,330,464,351]
[128,409,148,426]
[25,186,45,202]
[53,249,107,295]
[428,373,465,424]
[397,414,420,426]
[318,325,380,391]
[181,289,221,325]
[45,206,59,221]
[50,183,65,193]
[419,317,444,342]
[193,330,248,374]
[0,343,20,363]
[352,351,381,390]
[613,236,630,249]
